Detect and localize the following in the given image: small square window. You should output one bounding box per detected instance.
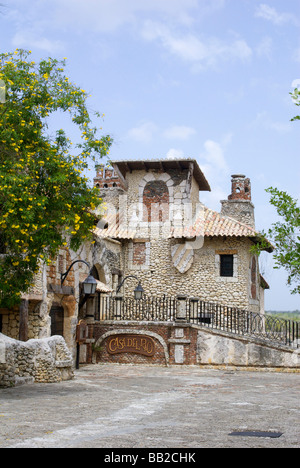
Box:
[220,254,234,277]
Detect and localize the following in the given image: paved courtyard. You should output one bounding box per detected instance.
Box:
[0,364,299,449]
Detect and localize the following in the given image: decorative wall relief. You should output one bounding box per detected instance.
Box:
[171,243,194,273]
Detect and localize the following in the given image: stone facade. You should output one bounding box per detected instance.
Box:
[0,157,275,371]
[95,159,271,313]
[121,237,258,310]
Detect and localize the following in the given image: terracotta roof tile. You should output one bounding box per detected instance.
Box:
[169,207,257,238]
[94,206,272,251]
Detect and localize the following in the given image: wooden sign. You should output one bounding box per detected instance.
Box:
[106,334,155,357]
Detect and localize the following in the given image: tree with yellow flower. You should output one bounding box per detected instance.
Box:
[0,49,112,307]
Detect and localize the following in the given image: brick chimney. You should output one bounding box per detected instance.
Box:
[94,164,126,192]
[220,175,255,228]
[228,174,251,201]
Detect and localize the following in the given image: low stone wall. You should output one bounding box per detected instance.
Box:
[197,327,300,369]
[86,321,300,371]
[0,333,74,388]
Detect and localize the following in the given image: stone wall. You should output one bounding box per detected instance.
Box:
[0,300,51,341]
[0,333,74,388]
[86,321,300,371]
[221,199,255,228]
[123,236,261,312]
[197,327,300,369]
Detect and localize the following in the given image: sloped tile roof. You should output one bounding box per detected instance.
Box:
[95,213,136,240]
[168,206,263,240]
[94,206,271,248]
[204,207,257,237]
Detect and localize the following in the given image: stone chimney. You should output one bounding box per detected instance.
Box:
[220,174,255,228]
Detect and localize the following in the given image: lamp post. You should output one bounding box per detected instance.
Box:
[116,275,144,300]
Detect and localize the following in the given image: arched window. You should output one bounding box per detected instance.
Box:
[143,180,169,222]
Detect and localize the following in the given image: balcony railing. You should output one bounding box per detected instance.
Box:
[94,295,300,349]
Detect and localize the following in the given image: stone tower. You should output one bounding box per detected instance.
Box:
[220,174,255,229]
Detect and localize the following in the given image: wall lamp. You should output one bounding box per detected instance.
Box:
[61,260,97,295]
[116,275,144,300]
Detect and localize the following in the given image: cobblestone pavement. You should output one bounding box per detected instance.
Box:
[0,364,299,449]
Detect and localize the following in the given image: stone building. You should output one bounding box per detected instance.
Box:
[0,231,122,358]
[0,157,273,364]
[94,158,272,312]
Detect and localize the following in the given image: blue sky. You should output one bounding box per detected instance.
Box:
[1,0,300,310]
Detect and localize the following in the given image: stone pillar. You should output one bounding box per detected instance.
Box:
[19,299,29,342]
[176,295,187,321]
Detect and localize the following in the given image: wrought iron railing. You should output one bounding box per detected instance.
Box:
[94,295,300,349]
[95,295,177,322]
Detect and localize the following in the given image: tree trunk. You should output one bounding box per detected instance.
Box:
[19,299,29,341]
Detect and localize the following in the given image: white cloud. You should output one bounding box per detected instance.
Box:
[127,122,197,144]
[127,121,158,143]
[291,79,300,89]
[166,148,185,160]
[200,139,229,173]
[6,2,65,54]
[6,0,226,37]
[142,21,252,70]
[53,0,201,32]
[255,4,299,26]
[163,125,196,140]
[12,31,64,54]
[256,36,273,60]
[251,111,292,134]
[196,138,231,210]
[293,48,300,63]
